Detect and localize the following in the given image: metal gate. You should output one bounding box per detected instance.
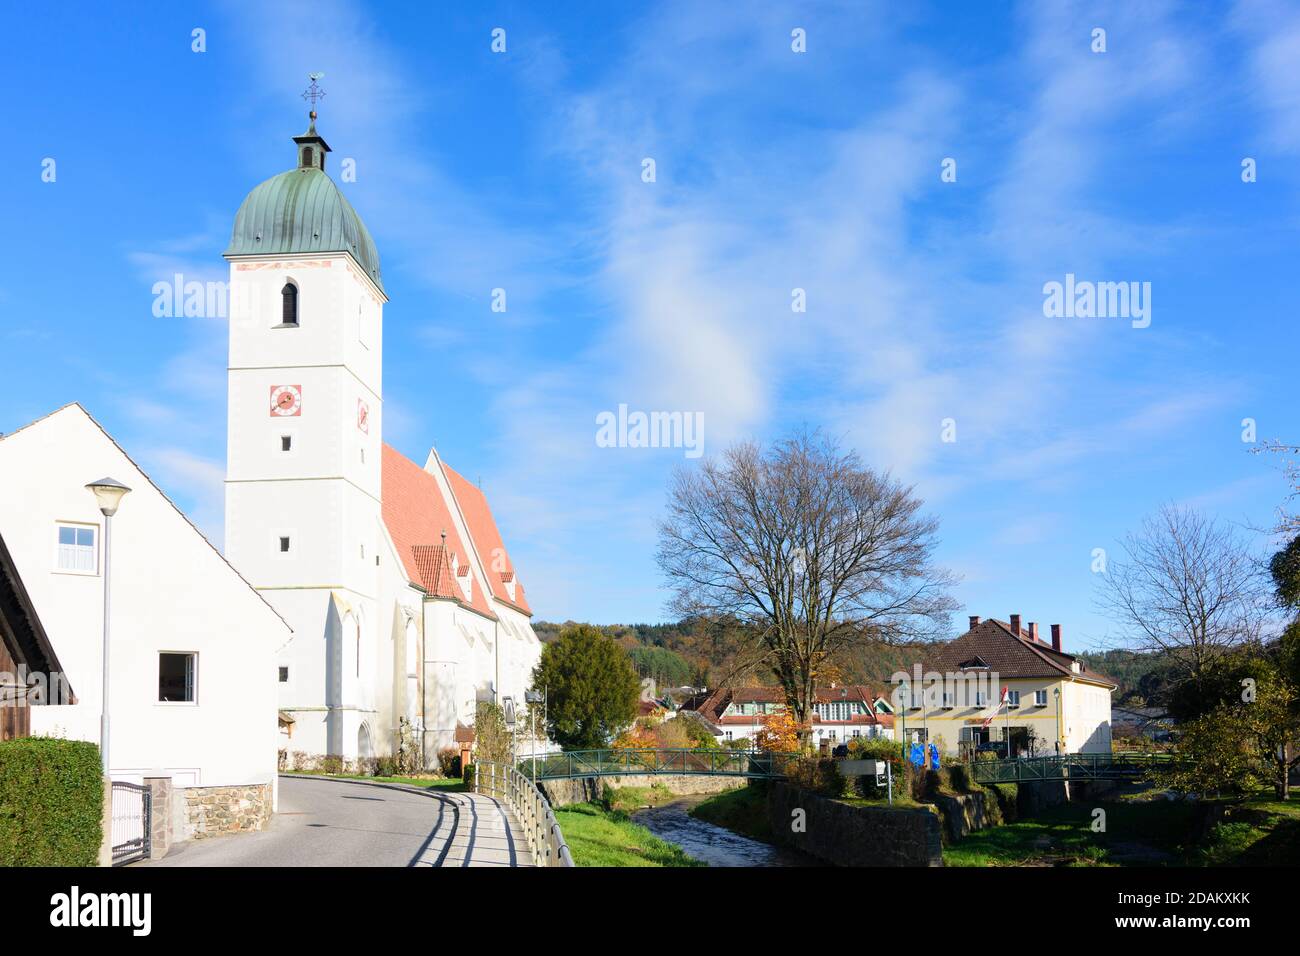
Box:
[111,782,151,866]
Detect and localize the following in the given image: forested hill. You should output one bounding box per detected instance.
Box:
[534,619,935,690]
[536,620,1171,703]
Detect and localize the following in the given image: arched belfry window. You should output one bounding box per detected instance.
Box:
[281,281,299,326]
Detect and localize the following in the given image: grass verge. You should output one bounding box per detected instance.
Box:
[553,802,704,867]
[690,785,774,842]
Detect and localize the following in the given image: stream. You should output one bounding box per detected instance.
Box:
[632,796,817,867]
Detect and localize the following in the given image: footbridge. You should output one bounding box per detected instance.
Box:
[518,748,798,781]
[518,748,1175,785]
[969,752,1175,784]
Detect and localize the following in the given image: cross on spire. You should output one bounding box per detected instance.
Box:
[302,72,327,109]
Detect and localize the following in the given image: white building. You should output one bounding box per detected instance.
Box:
[0,404,289,836]
[223,111,542,766]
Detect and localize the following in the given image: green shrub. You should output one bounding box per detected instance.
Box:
[0,737,104,866]
[786,756,846,797]
[374,755,398,777]
[437,747,461,778]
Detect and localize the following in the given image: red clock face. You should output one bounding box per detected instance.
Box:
[357,399,369,433]
[270,384,303,417]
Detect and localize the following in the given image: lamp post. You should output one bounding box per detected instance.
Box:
[1054,686,1063,756]
[86,478,131,776]
[525,688,545,779]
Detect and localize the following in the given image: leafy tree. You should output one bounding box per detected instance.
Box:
[1271,534,1300,610]
[754,709,801,753]
[532,624,640,750]
[658,430,954,737]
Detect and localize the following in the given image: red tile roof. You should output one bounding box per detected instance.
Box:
[382,445,497,620]
[441,463,532,615]
[682,685,893,727]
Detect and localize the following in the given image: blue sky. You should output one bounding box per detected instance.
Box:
[1,1,1296,650]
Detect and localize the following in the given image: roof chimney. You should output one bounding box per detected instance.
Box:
[1050,624,1062,653]
[968,615,981,630]
[1028,622,1039,643]
[1009,613,1021,636]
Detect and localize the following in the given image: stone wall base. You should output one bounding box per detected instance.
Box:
[183,782,273,839]
[768,782,944,867]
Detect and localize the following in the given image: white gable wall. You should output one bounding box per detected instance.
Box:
[0,405,286,790]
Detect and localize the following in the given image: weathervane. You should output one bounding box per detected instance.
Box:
[302,72,327,111]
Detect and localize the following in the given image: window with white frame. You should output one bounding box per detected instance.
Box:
[942,691,954,709]
[55,524,97,573]
[1007,690,1021,708]
[159,652,197,703]
[975,690,987,706]
[1034,689,1048,706]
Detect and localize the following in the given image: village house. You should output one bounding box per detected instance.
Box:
[0,404,289,837]
[0,529,72,740]
[680,685,895,747]
[898,615,1116,757]
[223,111,542,767]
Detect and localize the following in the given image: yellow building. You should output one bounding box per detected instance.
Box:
[894,615,1116,757]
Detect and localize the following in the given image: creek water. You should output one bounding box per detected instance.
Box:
[632,796,817,867]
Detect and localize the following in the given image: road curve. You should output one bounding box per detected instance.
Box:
[143,776,534,867]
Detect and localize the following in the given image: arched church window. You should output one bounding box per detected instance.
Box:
[281,281,299,326]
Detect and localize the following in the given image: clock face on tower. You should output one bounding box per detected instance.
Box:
[357,398,369,434]
[269,384,303,417]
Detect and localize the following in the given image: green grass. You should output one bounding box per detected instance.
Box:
[553,802,705,867]
[283,771,466,792]
[944,798,1197,867]
[602,783,678,813]
[1190,796,1300,866]
[690,785,774,842]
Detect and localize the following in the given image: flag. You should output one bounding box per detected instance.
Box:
[981,686,1009,728]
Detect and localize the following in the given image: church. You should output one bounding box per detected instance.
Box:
[223,110,542,767]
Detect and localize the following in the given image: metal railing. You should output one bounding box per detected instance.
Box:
[475,761,574,868]
[516,748,800,781]
[969,752,1177,784]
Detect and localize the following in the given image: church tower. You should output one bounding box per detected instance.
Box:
[223,110,386,759]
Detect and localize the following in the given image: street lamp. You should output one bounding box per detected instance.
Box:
[86,477,131,775]
[1054,686,1063,756]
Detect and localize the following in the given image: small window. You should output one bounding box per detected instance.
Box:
[360,544,365,560]
[942,692,954,709]
[1035,690,1049,706]
[56,524,97,573]
[360,447,365,464]
[278,666,289,683]
[281,282,299,326]
[281,435,292,452]
[1007,690,1021,708]
[279,536,291,553]
[159,653,196,703]
[975,691,987,707]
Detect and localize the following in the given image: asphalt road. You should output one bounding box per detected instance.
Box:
[144,776,533,867]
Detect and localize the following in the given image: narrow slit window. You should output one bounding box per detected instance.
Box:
[279,536,291,553]
[281,435,292,452]
[281,282,299,326]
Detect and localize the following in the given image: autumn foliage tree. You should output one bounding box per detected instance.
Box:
[754,709,802,753]
[532,623,640,750]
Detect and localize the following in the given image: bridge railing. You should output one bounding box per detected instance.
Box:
[517,748,799,780]
[969,752,1177,784]
[475,761,575,867]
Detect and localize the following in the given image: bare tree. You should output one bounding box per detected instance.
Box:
[657,431,955,734]
[1095,504,1272,683]
[1252,440,1300,533]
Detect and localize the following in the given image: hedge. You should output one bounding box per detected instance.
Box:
[0,737,103,866]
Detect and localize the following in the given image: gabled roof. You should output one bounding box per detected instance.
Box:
[925,619,1117,688]
[0,404,290,634]
[681,685,894,727]
[0,530,72,703]
[440,464,532,616]
[381,445,497,620]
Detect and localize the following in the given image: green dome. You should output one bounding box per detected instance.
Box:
[225,118,384,293]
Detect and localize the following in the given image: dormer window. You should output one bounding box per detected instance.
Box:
[281,282,299,326]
